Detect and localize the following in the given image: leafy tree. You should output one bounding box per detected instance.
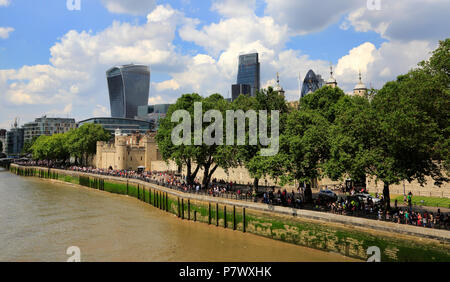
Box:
[31,135,51,161]
[372,39,449,210]
[157,93,240,189]
[156,93,204,185]
[324,95,374,184]
[232,87,288,190]
[0,139,2,154]
[195,94,238,189]
[22,136,39,155]
[272,86,346,198]
[325,39,449,211]
[65,123,110,165]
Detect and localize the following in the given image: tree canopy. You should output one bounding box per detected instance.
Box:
[30,123,110,164]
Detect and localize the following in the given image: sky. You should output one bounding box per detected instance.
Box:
[0,0,449,129]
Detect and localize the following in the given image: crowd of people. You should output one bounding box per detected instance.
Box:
[12,160,450,230]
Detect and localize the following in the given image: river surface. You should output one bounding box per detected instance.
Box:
[0,168,357,262]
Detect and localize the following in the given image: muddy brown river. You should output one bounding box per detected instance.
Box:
[0,168,357,262]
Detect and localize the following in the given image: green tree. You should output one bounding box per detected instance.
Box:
[156,93,204,185]
[22,136,39,156]
[272,86,346,196]
[232,87,288,190]
[66,123,110,165]
[324,95,374,184]
[157,93,239,189]
[325,39,449,211]
[31,135,51,161]
[196,94,238,189]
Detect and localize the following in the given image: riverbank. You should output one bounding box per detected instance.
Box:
[10,164,450,262]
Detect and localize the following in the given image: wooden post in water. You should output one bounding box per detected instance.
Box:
[126,180,129,195]
[187,199,191,220]
[216,203,219,227]
[233,206,236,230]
[165,192,169,212]
[177,197,181,218]
[194,211,197,222]
[181,199,185,219]
[208,203,211,225]
[243,207,246,233]
[224,206,227,228]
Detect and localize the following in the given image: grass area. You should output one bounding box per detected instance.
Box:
[391,195,450,208]
[369,192,450,208]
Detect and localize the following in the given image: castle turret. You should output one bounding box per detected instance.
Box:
[353,71,367,97]
[115,135,127,170]
[273,72,285,97]
[326,65,337,88]
[96,141,105,168]
[144,134,158,171]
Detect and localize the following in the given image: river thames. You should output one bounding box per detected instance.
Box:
[0,168,357,262]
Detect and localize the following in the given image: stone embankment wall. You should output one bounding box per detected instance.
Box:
[10,164,450,262]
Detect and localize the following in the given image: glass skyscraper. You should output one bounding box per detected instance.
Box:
[236,53,260,97]
[106,64,150,119]
[300,69,324,99]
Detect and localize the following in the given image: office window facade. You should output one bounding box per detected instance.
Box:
[301,69,324,99]
[78,117,153,136]
[231,84,251,101]
[236,53,260,97]
[107,64,150,119]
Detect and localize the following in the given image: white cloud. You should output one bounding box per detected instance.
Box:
[211,0,256,18]
[93,105,110,117]
[335,42,376,78]
[0,0,10,7]
[334,40,436,92]
[101,0,156,15]
[148,95,172,105]
[343,0,450,42]
[264,0,362,35]
[0,5,189,125]
[179,14,289,57]
[0,1,442,128]
[0,27,14,39]
[154,79,180,92]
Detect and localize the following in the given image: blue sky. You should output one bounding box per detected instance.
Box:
[0,0,448,128]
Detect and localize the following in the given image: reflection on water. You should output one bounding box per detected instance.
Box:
[0,168,357,262]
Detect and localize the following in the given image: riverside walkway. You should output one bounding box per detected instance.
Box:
[11,163,450,243]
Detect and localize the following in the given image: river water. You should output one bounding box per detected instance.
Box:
[0,168,357,262]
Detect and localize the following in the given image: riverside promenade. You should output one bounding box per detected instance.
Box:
[10,164,450,262]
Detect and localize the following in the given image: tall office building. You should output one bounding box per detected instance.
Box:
[0,129,6,155]
[231,83,251,101]
[22,116,76,143]
[106,64,150,119]
[300,69,324,99]
[136,104,172,130]
[236,53,260,97]
[6,119,24,157]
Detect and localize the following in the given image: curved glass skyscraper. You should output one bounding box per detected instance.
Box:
[300,69,324,99]
[107,64,150,119]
